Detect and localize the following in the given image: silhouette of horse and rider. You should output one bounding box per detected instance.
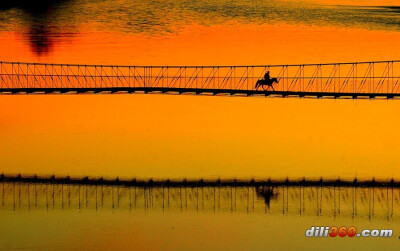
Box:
[255,71,279,91]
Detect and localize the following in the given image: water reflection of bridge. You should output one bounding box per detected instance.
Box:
[1,174,399,220]
[2,60,400,99]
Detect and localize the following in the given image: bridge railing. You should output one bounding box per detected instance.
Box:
[1,61,400,94]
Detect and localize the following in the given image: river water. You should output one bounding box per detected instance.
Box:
[1,0,400,250]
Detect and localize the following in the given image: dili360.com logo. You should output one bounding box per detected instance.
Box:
[305,226,393,238]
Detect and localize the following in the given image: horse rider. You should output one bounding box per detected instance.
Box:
[264,71,271,81]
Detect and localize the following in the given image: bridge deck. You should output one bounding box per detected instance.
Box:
[1,87,400,99]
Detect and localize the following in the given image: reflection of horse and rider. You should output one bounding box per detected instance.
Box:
[255,71,279,91]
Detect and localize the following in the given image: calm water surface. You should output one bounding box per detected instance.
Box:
[1,181,400,250]
[1,0,400,250]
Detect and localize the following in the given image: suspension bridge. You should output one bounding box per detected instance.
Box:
[1,60,400,98]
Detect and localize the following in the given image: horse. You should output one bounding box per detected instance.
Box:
[255,78,279,91]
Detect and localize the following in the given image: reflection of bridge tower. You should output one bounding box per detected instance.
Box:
[1,175,398,220]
